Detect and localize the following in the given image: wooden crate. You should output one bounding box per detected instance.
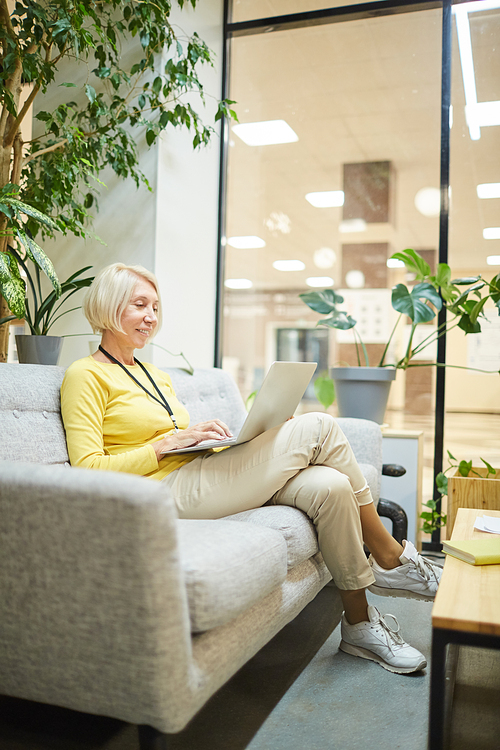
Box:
[447,467,500,534]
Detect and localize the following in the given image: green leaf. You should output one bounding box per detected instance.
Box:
[314,373,335,410]
[146,129,156,146]
[458,313,481,334]
[319,311,357,330]
[447,449,457,462]
[489,273,500,304]
[152,76,162,95]
[435,263,451,288]
[480,458,496,476]
[420,512,434,521]
[390,249,430,279]
[451,276,481,286]
[0,251,26,318]
[85,84,96,104]
[299,289,345,315]
[424,498,437,510]
[4,199,57,230]
[435,472,448,495]
[458,459,472,477]
[59,82,77,87]
[391,282,442,323]
[16,230,62,297]
[469,296,488,325]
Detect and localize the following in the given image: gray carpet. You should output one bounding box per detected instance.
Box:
[0,587,498,750]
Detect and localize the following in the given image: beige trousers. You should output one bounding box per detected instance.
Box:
[163,412,376,591]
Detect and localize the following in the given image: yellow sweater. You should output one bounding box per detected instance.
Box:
[61,356,199,480]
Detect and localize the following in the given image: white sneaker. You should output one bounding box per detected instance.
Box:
[368,540,442,601]
[339,605,427,674]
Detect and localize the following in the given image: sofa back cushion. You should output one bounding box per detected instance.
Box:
[0,363,247,465]
[0,364,69,465]
[165,367,247,436]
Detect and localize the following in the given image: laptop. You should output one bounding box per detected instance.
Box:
[162,361,317,454]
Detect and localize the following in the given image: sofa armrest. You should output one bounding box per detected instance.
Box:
[0,461,194,728]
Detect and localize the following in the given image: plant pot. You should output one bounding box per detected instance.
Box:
[331,367,396,424]
[447,467,500,534]
[15,335,63,365]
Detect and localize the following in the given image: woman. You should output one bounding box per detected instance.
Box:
[61,263,441,675]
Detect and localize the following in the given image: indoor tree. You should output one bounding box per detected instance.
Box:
[0,0,236,360]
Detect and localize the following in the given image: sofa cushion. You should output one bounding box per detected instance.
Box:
[176,519,287,632]
[223,506,319,569]
[0,365,69,465]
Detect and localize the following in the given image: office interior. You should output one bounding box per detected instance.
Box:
[2,0,499,748]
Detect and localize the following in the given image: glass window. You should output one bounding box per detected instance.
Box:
[223,10,443,542]
[231,0,382,24]
[446,3,500,536]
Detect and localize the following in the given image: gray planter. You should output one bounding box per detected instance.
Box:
[15,335,63,365]
[331,367,396,424]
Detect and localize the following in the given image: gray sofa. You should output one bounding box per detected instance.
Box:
[0,363,388,747]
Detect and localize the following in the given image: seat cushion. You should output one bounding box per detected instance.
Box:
[223,505,319,569]
[176,519,287,632]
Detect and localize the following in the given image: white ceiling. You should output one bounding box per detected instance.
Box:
[224,6,500,291]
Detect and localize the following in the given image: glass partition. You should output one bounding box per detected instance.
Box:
[445,2,500,537]
[222,9,443,537]
[231,0,381,24]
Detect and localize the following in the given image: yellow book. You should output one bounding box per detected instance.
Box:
[442,538,500,566]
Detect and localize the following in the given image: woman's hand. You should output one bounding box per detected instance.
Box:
[153,420,233,460]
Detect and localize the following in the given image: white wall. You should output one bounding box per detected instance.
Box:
[35,0,224,369]
[153,0,225,370]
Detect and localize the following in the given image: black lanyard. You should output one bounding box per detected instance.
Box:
[98,345,180,432]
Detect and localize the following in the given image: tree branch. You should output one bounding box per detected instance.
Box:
[4,40,43,146]
[0,0,19,48]
[23,138,68,165]
[10,131,23,185]
[5,80,41,146]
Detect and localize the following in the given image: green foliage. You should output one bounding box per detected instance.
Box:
[299,248,500,373]
[314,371,335,410]
[299,289,356,329]
[391,282,442,323]
[0,0,237,327]
[419,450,497,534]
[0,244,94,335]
[420,498,447,536]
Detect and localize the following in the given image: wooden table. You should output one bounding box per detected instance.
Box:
[428,508,500,749]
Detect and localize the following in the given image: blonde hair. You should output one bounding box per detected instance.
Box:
[83,263,162,336]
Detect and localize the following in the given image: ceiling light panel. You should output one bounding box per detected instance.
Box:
[483,228,500,239]
[232,120,299,146]
[227,236,266,249]
[224,278,253,289]
[305,191,345,208]
[272,260,305,271]
[306,276,334,287]
[487,256,500,265]
[477,183,500,199]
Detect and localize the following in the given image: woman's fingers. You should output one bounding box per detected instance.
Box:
[194,420,233,439]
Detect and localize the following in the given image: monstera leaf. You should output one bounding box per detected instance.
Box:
[392,282,442,324]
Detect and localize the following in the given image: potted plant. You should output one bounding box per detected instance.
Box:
[0,244,94,365]
[426,451,500,535]
[300,248,500,423]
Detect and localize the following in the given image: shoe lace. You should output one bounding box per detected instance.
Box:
[376,612,405,646]
[414,554,440,583]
